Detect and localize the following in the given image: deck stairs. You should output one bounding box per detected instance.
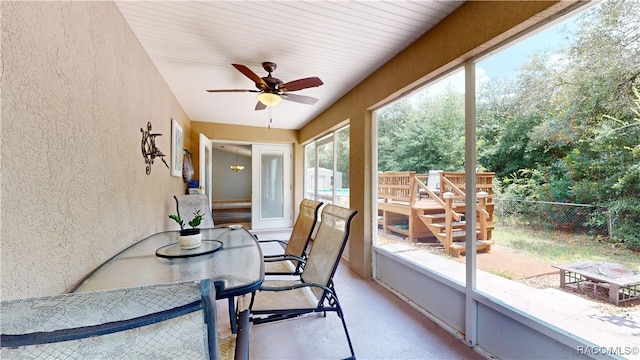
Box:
[419,210,493,257]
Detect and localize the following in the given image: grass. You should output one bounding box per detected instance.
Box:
[487,268,514,279]
[492,225,640,271]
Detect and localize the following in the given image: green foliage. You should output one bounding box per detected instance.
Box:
[501,168,547,201]
[478,1,640,249]
[168,214,185,230]
[599,85,640,250]
[188,210,204,229]
[378,87,465,173]
[169,209,204,230]
[610,198,640,251]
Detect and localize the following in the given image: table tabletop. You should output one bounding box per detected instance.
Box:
[70,227,264,299]
[554,261,640,286]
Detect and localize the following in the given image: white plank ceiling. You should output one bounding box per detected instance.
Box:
[115,1,464,130]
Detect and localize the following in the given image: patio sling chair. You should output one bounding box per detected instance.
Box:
[174,194,215,228]
[0,279,245,360]
[245,204,358,359]
[259,198,323,275]
[419,170,442,200]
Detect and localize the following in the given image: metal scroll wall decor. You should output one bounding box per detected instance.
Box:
[140,121,169,175]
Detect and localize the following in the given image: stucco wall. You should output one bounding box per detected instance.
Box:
[1,2,189,299]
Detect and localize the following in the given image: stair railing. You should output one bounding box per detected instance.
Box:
[416,175,490,249]
[443,192,456,252]
[477,191,490,240]
[440,176,465,200]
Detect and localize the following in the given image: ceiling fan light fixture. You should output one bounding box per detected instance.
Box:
[258,92,282,107]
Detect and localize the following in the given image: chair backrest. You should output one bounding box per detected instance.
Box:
[427,170,442,189]
[175,194,215,229]
[301,204,358,301]
[284,199,323,259]
[1,280,219,360]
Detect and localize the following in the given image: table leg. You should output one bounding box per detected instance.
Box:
[228,297,238,334]
[559,270,566,288]
[235,309,250,360]
[609,284,620,305]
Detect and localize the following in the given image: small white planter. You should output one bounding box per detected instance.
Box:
[178,230,202,249]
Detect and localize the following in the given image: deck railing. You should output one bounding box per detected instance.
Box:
[378,171,495,203]
[377,171,417,205]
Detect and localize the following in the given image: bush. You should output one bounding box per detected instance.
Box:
[610,198,640,251]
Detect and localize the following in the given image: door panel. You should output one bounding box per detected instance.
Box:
[251,144,292,229]
[199,133,213,207]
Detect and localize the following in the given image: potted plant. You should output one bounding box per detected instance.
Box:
[169,209,204,249]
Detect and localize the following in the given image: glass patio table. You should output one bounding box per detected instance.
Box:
[70,227,264,332]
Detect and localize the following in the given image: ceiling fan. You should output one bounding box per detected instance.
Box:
[206,62,323,110]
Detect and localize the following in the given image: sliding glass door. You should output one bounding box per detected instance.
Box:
[304,125,350,207]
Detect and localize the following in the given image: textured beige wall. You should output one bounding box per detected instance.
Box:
[299,1,578,278]
[1,2,189,299]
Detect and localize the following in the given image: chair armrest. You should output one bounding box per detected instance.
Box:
[259,281,332,294]
[258,239,288,247]
[263,254,306,276]
[263,254,305,263]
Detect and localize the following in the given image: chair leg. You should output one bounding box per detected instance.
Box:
[337,307,356,360]
[332,289,356,359]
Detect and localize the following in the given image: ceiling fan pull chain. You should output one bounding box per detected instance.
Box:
[268,107,273,129]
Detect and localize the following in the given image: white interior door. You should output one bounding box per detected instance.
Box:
[251,144,292,229]
[199,133,213,207]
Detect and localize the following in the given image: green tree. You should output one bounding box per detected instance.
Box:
[477,0,639,248]
[378,87,464,173]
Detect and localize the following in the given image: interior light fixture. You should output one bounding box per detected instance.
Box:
[258,92,282,107]
[230,149,245,173]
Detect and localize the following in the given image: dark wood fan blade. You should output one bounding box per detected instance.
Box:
[232,64,268,89]
[281,77,323,92]
[282,93,318,105]
[255,101,267,111]
[205,89,259,93]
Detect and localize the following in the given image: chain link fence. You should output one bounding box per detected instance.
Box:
[494,198,612,237]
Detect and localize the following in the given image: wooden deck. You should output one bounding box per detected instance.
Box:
[378,171,495,257]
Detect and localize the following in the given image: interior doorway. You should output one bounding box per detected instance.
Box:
[208,141,293,230]
[210,142,253,227]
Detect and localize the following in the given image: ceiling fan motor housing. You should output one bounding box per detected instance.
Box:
[261,76,283,93]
